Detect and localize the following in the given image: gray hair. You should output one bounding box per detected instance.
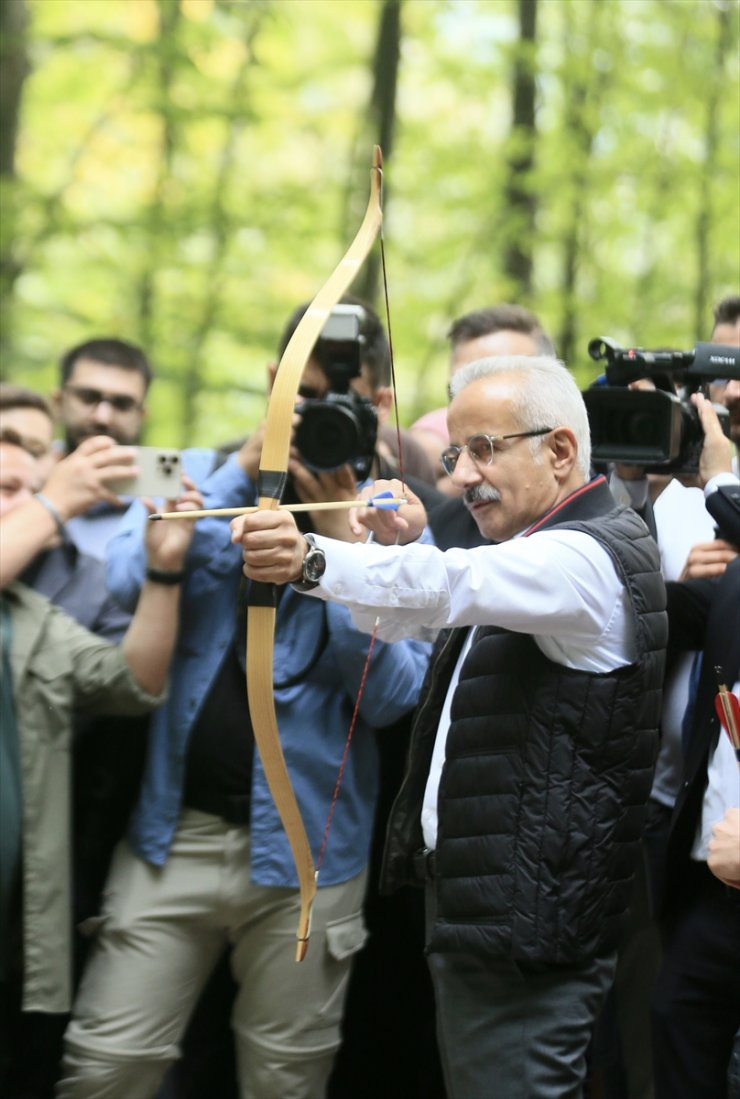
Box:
[449,355,592,479]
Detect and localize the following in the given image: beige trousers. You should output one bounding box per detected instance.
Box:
[57,809,367,1099]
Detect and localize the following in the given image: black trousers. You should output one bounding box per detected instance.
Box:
[652,861,740,1099]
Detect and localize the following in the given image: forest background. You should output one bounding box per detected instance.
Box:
[1,0,738,447]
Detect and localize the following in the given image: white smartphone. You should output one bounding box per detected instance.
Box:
[108,447,183,498]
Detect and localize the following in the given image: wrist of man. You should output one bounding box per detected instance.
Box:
[33,492,67,536]
[145,564,186,585]
[292,534,326,591]
[704,471,738,495]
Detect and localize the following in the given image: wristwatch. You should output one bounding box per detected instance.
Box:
[294,534,326,591]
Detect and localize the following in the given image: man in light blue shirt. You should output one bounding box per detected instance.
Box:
[59,311,431,1099]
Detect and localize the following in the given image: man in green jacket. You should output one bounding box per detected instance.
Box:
[0,430,200,1090]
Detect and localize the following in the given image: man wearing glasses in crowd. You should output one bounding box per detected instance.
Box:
[53,338,152,560]
[50,339,156,1052]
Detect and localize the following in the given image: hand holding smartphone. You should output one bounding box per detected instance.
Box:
[108,447,183,498]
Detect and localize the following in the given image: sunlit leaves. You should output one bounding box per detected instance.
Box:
[2,0,738,441]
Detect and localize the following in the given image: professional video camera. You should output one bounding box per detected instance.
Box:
[583,337,739,472]
[294,304,378,480]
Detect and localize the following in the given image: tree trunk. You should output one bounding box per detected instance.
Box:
[556,0,609,365]
[502,0,538,296]
[694,1,730,338]
[138,0,182,352]
[0,0,30,366]
[353,0,401,307]
[179,14,265,447]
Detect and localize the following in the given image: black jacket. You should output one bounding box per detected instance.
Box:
[706,480,740,544]
[659,555,740,914]
[381,478,667,963]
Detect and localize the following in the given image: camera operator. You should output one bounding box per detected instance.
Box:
[587,308,740,1099]
[228,295,482,556]
[209,296,455,1099]
[57,302,432,1099]
[708,294,740,475]
[235,304,379,544]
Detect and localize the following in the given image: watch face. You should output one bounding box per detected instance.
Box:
[303,547,326,583]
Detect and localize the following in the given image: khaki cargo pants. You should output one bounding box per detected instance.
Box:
[57,810,367,1099]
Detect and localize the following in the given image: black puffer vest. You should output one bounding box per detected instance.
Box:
[380,477,667,963]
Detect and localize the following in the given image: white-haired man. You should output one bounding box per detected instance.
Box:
[233,355,668,1098]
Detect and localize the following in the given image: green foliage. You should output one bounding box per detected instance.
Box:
[2,0,738,444]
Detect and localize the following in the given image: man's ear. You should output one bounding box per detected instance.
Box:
[51,388,63,419]
[548,427,578,478]
[372,385,394,426]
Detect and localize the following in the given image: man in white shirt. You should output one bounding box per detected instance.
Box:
[232,355,668,1099]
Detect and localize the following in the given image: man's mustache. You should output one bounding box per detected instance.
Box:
[464,485,501,506]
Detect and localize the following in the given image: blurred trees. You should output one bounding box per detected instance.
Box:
[502,0,538,296]
[1,0,738,445]
[0,0,30,347]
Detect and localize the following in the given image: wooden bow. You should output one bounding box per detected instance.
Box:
[247,147,384,961]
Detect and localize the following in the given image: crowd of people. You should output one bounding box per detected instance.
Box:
[0,294,738,1099]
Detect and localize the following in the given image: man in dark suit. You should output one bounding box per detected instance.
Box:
[651,394,740,1099]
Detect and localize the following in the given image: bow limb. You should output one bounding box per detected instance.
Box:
[246,147,383,962]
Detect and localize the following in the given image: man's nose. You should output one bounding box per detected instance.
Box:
[450,447,483,488]
[92,399,115,425]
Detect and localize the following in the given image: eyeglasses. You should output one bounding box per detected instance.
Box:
[440,427,553,476]
[64,385,142,414]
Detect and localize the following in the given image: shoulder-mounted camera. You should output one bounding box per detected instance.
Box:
[583,337,738,473]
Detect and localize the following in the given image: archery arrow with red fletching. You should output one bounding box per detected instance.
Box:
[714,670,740,763]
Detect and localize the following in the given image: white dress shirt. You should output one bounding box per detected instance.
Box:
[306,527,638,848]
[651,479,717,808]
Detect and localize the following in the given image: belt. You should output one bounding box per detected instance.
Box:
[410,847,437,883]
[184,791,251,826]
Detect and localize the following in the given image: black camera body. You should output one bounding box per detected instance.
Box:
[584,338,738,472]
[294,304,378,480]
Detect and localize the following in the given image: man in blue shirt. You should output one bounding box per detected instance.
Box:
[58,308,431,1099]
[52,337,153,561]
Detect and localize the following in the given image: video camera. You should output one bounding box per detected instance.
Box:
[583,338,739,472]
[294,304,378,480]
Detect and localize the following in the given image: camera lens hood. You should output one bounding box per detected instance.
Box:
[295,400,363,471]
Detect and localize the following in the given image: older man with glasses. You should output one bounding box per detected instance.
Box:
[233,354,669,1099]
